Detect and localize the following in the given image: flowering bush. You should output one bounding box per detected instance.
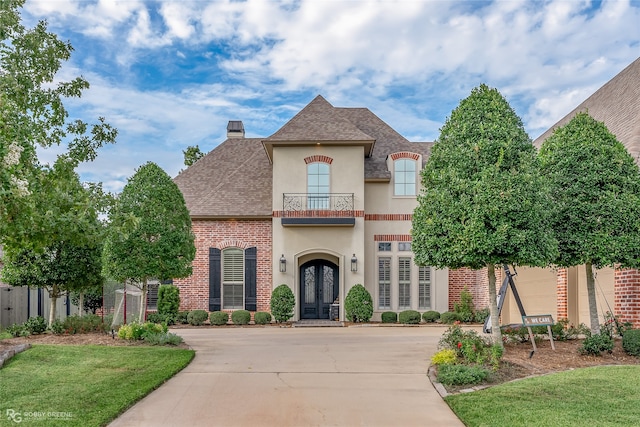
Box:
[431,349,457,366]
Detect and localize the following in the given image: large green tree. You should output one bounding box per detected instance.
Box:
[103,162,196,322]
[539,112,640,334]
[1,158,105,325]
[412,84,557,345]
[183,145,204,167]
[0,0,116,247]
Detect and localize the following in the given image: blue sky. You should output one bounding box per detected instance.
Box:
[22,0,640,193]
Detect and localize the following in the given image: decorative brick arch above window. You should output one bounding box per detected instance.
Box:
[390,152,420,161]
[304,155,333,165]
[217,239,252,250]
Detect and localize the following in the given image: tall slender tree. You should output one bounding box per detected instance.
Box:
[412,84,557,345]
[539,112,640,334]
[103,162,196,322]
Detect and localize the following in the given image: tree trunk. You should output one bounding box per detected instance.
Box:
[585,262,600,335]
[48,286,59,326]
[78,292,84,316]
[138,278,148,323]
[487,263,503,347]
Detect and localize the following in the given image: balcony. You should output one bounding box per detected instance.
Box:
[281,193,355,226]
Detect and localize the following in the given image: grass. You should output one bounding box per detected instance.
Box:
[0,330,11,340]
[0,344,194,426]
[446,365,640,427]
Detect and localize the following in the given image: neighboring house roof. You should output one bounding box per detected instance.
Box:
[533,57,640,159]
[174,95,432,218]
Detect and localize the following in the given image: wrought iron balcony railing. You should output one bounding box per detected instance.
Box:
[282,193,355,219]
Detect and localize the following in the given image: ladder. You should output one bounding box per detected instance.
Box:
[483,264,526,334]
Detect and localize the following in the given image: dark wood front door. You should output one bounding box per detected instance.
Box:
[300,260,339,319]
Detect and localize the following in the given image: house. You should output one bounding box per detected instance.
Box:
[173,95,450,320]
[497,57,640,328]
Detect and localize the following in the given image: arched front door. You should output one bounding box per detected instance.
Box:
[300,260,339,319]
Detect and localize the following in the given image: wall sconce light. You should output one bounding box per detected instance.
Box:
[279,254,286,273]
[351,254,357,272]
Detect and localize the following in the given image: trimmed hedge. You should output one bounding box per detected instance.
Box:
[399,310,421,324]
[422,310,440,323]
[231,310,251,325]
[381,311,397,323]
[622,329,640,357]
[345,284,373,323]
[187,310,209,326]
[271,284,295,323]
[210,311,229,326]
[440,311,461,324]
[254,312,272,325]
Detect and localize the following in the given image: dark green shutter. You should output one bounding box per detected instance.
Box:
[244,247,257,311]
[209,248,221,311]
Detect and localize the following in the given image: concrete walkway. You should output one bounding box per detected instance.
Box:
[109,326,464,427]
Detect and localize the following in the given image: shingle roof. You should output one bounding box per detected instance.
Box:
[174,96,433,217]
[534,57,640,159]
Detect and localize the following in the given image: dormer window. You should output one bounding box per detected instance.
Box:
[394,159,416,196]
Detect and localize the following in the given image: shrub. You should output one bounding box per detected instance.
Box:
[344,284,373,323]
[501,324,532,344]
[437,364,488,386]
[381,311,397,323]
[118,322,166,340]
[210,311,229,326]
[579,333,614,356]
[602,311,632,338]
[622,329,640,357]
[550,319,589,341]
[63,314,107,334]
[146,312,166,324]
[254,312,272,325]
[398,310,421,324]
[489,344,504,370]
[453,287,475,323]
[473,308,490,324]
[187,310,209,326]
[231,310,251,325]
[422,310,440,323]
[271,284,295,323]
[7,323,28,337]
[143,332,184,346]
[176,311,190,324]
[25,316,47,335]
[439,312,461,324]
[50,319,65,335]
[439,324,498,367]
[431,349,457,366]
[157,285,180,319]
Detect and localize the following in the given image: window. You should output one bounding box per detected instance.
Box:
[398,257,411,309]
[307,162,330,209]
[398,242,412,251]
[394,159,416,196]
[378,257,391,309]
[222,248,244,309]
[378,242,391,252]
[418,266,431,309]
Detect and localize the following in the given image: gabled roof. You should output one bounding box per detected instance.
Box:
[174,95,432,218]
[534,57,640,159]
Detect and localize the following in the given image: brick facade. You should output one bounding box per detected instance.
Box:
[448,267,490,311]
[174,219,272,312]
[614,268,640,326]
[556,268,568,320]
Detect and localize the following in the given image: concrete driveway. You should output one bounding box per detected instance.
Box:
[109,326,463,427]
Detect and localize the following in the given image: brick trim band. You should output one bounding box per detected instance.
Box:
[365,214,412,221]
[374,235,411,242]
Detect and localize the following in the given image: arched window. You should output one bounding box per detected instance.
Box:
[222,247,244,309]
[307,162,330,209]
[394,159,416,196]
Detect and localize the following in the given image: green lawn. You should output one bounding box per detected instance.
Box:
[446,365,640,427]
[0,344,194,426]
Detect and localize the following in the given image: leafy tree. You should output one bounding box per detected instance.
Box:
[0,0,116,248]
[103,162,196,322]
[183,145,204,167]
[412,84,557,346]
[539,112,640,334]
[70,284,103,314]
[1,158,105,325]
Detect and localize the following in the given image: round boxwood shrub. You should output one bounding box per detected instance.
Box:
[622,329,640,357]
[440,311,461,324]
[231,310,251,325]
[210,311,229,326]
[271,284,295,323]
[381,311,397,323]
[399,310,421,324]
[422,310,441,323]
[345,284,373,323]
[176,311,190,324]
[187,310,209,326]
[254,311,272,325]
